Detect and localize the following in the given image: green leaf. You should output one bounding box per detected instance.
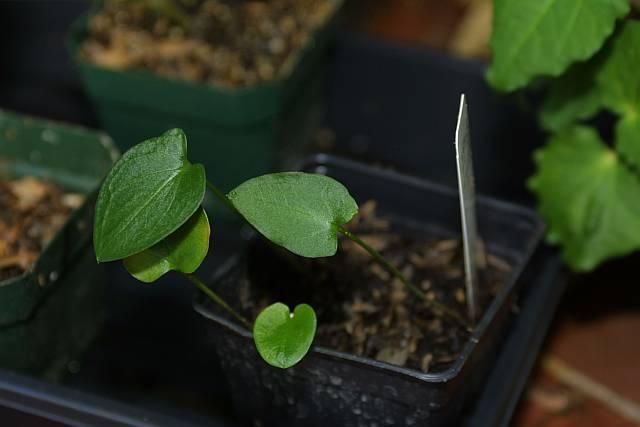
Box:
[227,173,359,258]
[487,0,628,92]
[253,303,317,369]
[596,22,640,168]
[123,207,210,283]
[540,22,640,146]
[596,21,640,117]
[94,129,205,262]
[615,114,640,168]
[539,59,603,131]
[529,126,640,271]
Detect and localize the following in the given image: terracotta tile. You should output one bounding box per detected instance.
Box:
[548,312,640,402]
[364,0,465,47]
[513,372,638,427]
[512,254,640,427]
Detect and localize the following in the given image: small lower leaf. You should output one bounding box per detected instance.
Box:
[253,303,317,369]
[123,207,210,282]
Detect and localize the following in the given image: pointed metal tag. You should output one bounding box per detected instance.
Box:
[455,94,480,322]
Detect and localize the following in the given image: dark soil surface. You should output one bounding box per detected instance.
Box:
[0,177,83,281]
[82,0,337,87]
[241,200,512,373]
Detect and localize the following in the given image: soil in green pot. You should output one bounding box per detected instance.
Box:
[240,200,512,373]
[0,177,84,281]
[81,0,338,87]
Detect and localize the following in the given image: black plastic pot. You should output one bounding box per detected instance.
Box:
[194,154,546,426]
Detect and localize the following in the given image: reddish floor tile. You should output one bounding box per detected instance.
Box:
[363,0,465,47]
[513,373,638,427]
[548,312,640,402]
[513,306,640,427]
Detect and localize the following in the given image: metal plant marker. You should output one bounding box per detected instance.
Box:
[455,94,480,323]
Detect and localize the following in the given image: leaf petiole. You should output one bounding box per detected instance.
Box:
[206,180,239,214]
[181,272,252,330]
[203,177,468,328]
[338,226,469,329]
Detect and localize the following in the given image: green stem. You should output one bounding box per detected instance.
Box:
[204,179,468,328]
[181,272,252,330]
[338,226,469,329]
[206,180,239,215]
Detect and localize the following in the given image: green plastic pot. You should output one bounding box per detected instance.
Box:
[0,109,118,381]
[68,1,343,219]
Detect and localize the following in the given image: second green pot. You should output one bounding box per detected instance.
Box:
[0,109,117,380]
[68,2,343,219]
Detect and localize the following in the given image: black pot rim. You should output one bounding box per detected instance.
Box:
[194,155,545,383]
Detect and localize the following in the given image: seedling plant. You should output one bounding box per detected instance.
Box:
[94,129,466,369]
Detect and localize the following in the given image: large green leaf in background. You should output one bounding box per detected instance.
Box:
[124,208,210,283]
[94,129,206,262]
[597,22,640,167]
[529,126,640,271]
[540,22,640,164]
[539,58,604,131]
[253,303,317,369]
[487,0,629,92]
[616,115,640,168]
[597,21,640,116]
[228,173,359,258]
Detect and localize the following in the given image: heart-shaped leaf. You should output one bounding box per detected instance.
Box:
[123,207,210,283]
[227,173,358,258]
[94,129,206,262]
[253,303,317,369]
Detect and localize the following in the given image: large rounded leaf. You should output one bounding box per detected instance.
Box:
[529,126,640,271]
[123,207,210,283]
[227,173,359,258]
[596,22,640,170]
[253,303,317,369]
[487,0,628,91]
[94,129,206,262]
